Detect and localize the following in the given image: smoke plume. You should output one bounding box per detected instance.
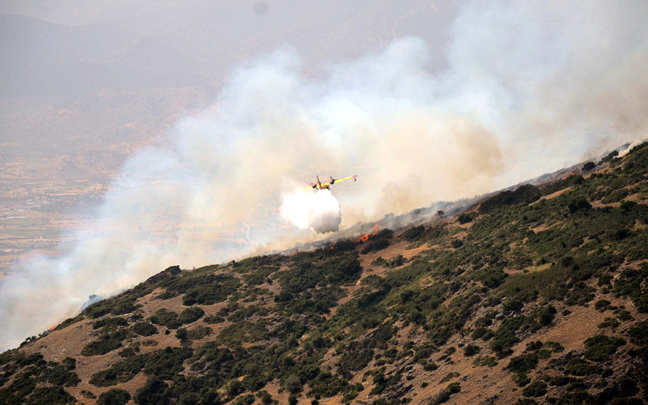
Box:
[2,0,648,350]
[280,189,342,234]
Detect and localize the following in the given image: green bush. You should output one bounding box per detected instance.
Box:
[186,326,212,340]
[473,356,498,367]
[402,225,425,241]
[440,372,460,383]
[583,335,626,361]
[507,354,538,374]
[522,381,547,397]
[134,376,170,404]
[93,317,128,330]
[81,329,129,356]
[133,322,158,336]
[463,345,480,357]
[178,306,205,324]
[97,388,131,405]
[149,309,181,329]
[479,185,541,214]
[458,213,473,224]
[568,198,592,214]
[595,299,612,312]
[432,382,461,404]
[26,387,76,404]
[175,328,188,341]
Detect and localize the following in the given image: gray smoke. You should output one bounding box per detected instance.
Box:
[1,0,648,350]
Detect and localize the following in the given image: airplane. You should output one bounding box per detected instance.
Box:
[302,175,357,191]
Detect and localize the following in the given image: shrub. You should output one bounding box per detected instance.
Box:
[402,225,425,241]
[463,345,480,357]
[97,388,131,405]
[179,274,241,306]
[512,373,531,387]
[233,394,255,405]
[285,375,302,394]
[602,150,619,162]
[134,376,170,404]
[175,328,188,341]
[133,322,157,337]
[595,300,612,312]
[149,309,181,329]
[568,199,591,214]
[598,317,620,330]
[93,317,128,330]
[522,381,547,397]
[81,331,128,356]
[257,390,274,405]
[440,372,460,383]
[432,382,461,404]
[583,335,626,361]
[26,387,76,404]
[458,213,473,224]
[507,354,538,374]
[479,185,541,214]
[186,326,212,340]
[361,238,391,254]
[473,356,498,367]
[614,228,632,240]
[178,306,205,324]
[62,357,76,370]
[179,392,200,405]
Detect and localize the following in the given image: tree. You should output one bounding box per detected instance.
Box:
[286,375,302,394]
[175,328,188,341]
[97,388,131,405]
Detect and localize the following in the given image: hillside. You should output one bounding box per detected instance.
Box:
[2,142,648,405]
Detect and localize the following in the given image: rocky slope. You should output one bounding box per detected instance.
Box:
[2,143,648,405]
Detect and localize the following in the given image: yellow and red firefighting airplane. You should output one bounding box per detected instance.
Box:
[302,175,357,191]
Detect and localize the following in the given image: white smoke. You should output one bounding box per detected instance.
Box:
[2,0,648,351]
[280,189,342,234]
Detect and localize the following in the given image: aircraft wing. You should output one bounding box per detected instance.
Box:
[330,175,357,185]
[299,181,318,191]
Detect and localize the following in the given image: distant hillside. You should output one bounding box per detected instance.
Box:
[0,14,206,98]
[2,142,648,404]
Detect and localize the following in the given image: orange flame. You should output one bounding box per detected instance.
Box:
[561,171,578,181]
[358,223,380,242]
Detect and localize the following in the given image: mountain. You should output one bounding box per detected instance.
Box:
[0,14,207,98]
[1,142,648,404]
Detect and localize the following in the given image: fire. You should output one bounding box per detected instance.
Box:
[48,324,59,332]
[561,171,578,181]
[358,223,380,242]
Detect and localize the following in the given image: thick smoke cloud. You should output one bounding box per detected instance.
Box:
[280,189,342,234]
[2,0,648,350]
